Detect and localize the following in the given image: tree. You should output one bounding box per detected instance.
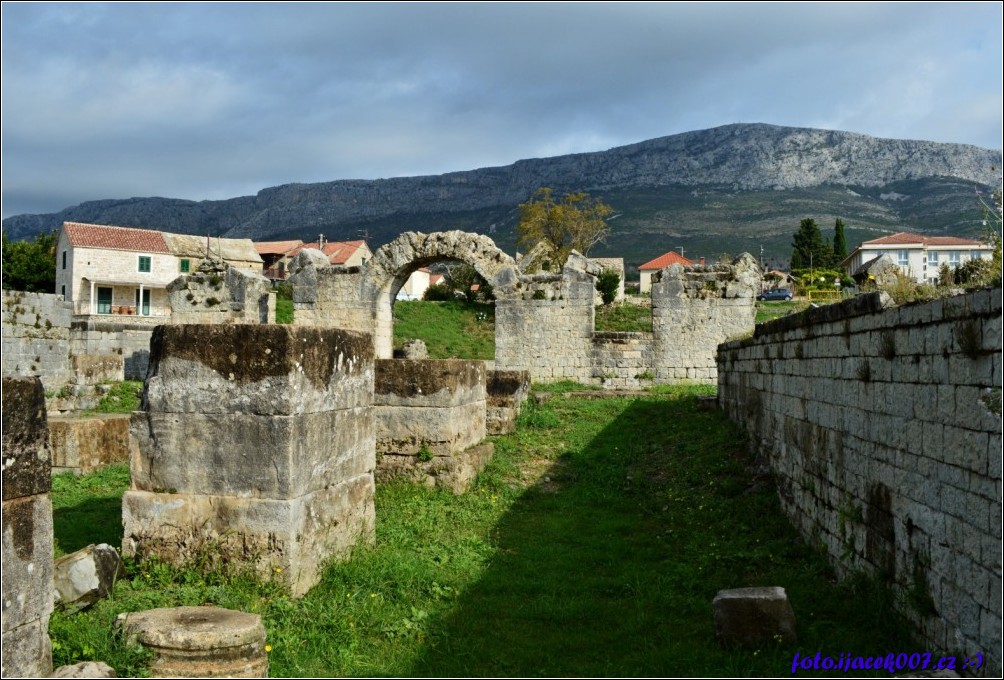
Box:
[2,230,57,292]
[443,263,493,303]
[516,187,614,269]
[790,218,832,272]
[832,218,848,264]
[595,269,620,305]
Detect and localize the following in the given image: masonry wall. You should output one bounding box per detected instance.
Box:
[69,320,156,380]
[717,288,1002,673]
[2,291,73,387]
[1,377,54,677]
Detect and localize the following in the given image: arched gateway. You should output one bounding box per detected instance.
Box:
[287,231,519,358]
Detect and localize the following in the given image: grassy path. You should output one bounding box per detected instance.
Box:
[50,386,912,676]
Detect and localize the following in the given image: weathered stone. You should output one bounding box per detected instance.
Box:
[122,474,375,597]
[48,414,134,475]
[713,586,797,647]
[486,369,531,435]
[53,544,123,613]
[400,338,428,359]
[51,661,118,678]
[1,376,53,679]
[70,354,123,385]
[2,376,52,501]
[377,442,495,494]
[118,606,267,678]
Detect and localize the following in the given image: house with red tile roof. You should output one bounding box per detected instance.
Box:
[255,240,304,281]
[55,222,262,318]
[290,238,373,267]
[637,250,696,293]
[840,231,993,284]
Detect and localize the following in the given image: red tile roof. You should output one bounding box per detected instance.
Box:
[294,240,369,265]
[254,240,303,256]
[62,222,170,253]
[638,251,696,270]
[863,231,985,247]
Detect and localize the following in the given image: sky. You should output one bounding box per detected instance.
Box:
[2,2,1002,219]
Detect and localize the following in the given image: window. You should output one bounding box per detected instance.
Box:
[970,250,984,260]
[180,258,190,273]
[135,289,151,316]
[928,251,939,266]
[97,287,113,315]
[897,250,909,266]
[948,251,961,266]
[62,251,67,270]
[138,256,152,273]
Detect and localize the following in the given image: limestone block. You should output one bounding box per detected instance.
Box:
[374,401,486,456]
[1,494,54,633]
[71,354,124,385]
[52,661,118,677]
[374,359,485,408]
[1,618,52,678]
[376,442,495,494]
[122,473,375,597]
[2,377,51,501]
[143,325,373,416]
[118,606,267,678]
[49,414,134,474]
[53,544,123,613]
[130,408,375,498]
[713,586,797,647]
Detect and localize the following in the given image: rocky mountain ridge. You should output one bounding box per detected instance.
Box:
[4,123,999,266]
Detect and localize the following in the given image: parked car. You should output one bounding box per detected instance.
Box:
[757,288,793,301]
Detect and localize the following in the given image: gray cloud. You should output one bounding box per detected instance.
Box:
[2,2,1001,218]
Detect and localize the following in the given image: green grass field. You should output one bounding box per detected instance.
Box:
[49,386,914,677]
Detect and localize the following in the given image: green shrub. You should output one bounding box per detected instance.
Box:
[595,270,621,305]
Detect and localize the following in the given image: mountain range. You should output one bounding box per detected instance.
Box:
[3,123,1000,271]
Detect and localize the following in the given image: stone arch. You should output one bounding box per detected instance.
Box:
[362,231,519,359]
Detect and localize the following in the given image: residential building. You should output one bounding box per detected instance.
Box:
[840,232,993,284]
[255,240,304,281]
[291,238,372,267]
[637,251,696,293]
[398,268,432,301]
[55,222,262,318]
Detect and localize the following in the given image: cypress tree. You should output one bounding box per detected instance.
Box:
[833,218,848,265]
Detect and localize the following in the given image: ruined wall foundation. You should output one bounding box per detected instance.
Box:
[717,288,1002,674]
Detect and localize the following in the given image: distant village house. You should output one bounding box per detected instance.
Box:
[840,231,993,284]
[637,250,696,294]
[55,222,262,318]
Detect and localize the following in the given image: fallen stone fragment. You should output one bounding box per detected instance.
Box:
[712,586,797,647]
[53,544,123,613]
[51,661,118,677]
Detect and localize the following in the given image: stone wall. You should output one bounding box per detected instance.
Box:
[717,288,1002,673]
[2,377,54,677]
[486,369,531,435]
[69,320,156,380]
[2,291,73,387]
[373,359,491,493]
[166,257,275,325]
[590,332,654,388]
[123,324,376,597]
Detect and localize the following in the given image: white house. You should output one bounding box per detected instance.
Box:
[840,232,994,284]
[637,250,696,294]
[55,222,263,318]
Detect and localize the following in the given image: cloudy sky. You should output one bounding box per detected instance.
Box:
[2,2,1001,219]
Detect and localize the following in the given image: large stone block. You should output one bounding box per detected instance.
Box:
[713,587,798,647]
[143,325,373,415]
[2,377,51,501]
[374,402,485,457]
[376,442,495,494]
[1,494,54,633]
[122,474,375,597]
[1,619,52,678]
[53,544,124,613]
[130,409,375,498]
[49,414,134,474]
[374,359,485,407]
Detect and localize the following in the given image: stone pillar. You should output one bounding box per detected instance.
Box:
[123,325,376,597]
[2,377,54,678]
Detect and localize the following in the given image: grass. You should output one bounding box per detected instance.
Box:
[756,300,809,324]
[49,386,915,677]
[80,380,143,415]
[51,464,131,558]
[594,303,653,332]
[392,300,495,359]
[275,284,294,324]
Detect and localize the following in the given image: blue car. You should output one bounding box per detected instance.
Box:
[757,288,793,301]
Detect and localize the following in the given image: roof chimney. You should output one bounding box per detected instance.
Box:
[699,257,706,266]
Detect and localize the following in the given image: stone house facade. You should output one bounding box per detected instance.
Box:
[55,222,262,320]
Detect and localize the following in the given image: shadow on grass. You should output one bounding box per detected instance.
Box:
[52,496,125,556]
[404,396,914,677]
